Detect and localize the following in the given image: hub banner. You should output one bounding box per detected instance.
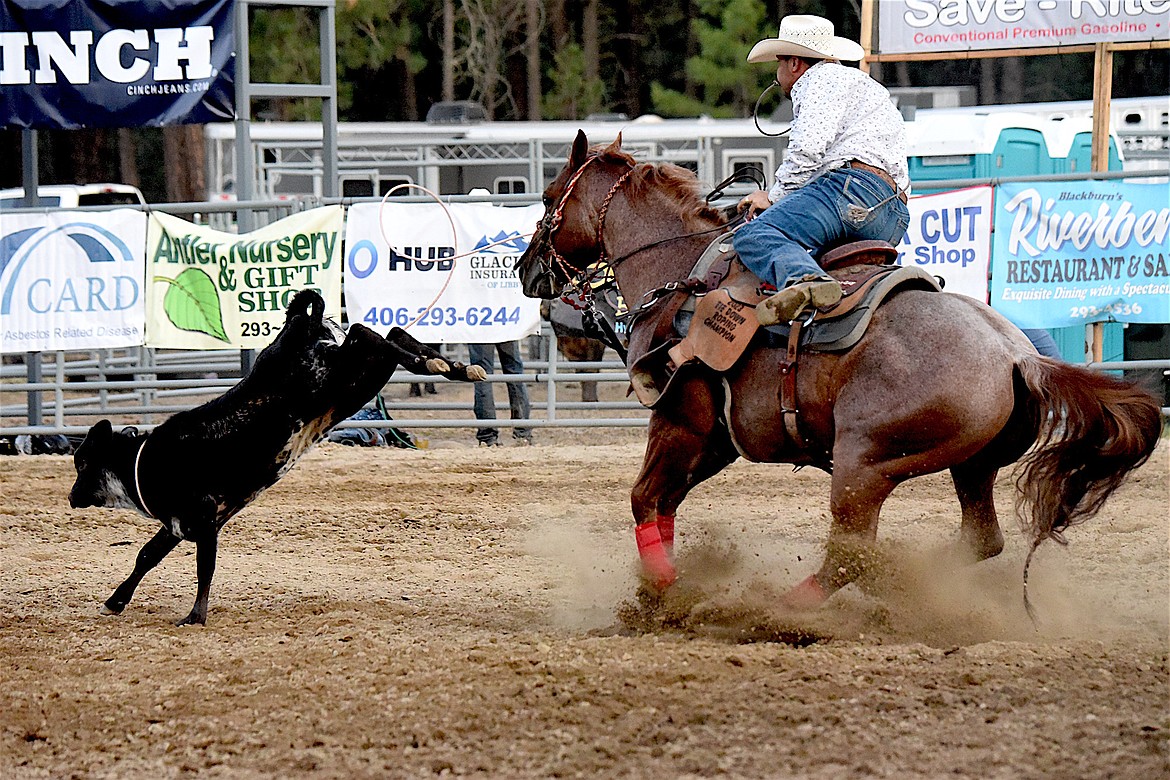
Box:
[990,180,1170,328]
[0,208,147,352]
[878,0,1170,54]
[145,207,343,349]
[1,0,235,129]
[896,186,993,302]
[344,202,544,343]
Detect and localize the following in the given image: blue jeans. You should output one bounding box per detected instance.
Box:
[468,341,531,443]
[733,168,911,289]
[1021,329,1063,360]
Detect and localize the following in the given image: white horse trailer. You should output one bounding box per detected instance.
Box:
[204,96,1168,201]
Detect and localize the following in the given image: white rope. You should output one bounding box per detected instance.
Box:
[376,183,536,331]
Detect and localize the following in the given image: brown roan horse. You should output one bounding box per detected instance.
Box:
[517,130,1163,613]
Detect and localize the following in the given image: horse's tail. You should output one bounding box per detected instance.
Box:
[1014,356,1163,618]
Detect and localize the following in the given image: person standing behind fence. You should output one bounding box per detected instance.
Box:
[1021,329,1063,360]
[468,341,533,447]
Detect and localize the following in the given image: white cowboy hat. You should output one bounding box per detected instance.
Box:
[747,15,865,64]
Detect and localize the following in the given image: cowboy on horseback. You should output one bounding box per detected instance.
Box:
[735,15,912,325]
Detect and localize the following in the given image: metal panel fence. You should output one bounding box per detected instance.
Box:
[3,174,1168,438]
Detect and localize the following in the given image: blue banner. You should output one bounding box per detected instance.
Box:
[1,0,235,129]
[991,181,1170,328]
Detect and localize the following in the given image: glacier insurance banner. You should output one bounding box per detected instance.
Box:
[896,186,992,302]
[990,181,1170,329]
[344,202,544,344]
[145,207,343,349]
[0,209,147,352]
[877,0,1170,54]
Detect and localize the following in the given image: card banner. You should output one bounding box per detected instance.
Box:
[990,181,1170,328]
[895,186,992,302]
[344,202,544,344]
[0,208,147,353]
[877,0,1170,55]
[145,207,343,350]
[1,0,235,129]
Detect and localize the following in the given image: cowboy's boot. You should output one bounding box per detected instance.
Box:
[756,274,842,325]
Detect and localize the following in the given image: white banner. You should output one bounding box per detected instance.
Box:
[344,202,544,343]
[878,0,1170,54]
[1,209,147,353]
[895,186,993,302]
[146,207,343,349]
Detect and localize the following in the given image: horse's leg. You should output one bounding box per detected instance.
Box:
[951,460,1004,562]
[787,445,897,609]
[631,399,735,588]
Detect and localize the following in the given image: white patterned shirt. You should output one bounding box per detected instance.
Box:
[769,61,911,201]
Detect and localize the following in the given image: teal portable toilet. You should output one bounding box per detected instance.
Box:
[908,111,1056,193]
[1048,323,1127,365]
[1047,118,1123,174]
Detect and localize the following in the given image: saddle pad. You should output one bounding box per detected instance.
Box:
[762,265,941,352]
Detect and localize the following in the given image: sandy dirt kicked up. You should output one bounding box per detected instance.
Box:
[1,428,1167,778]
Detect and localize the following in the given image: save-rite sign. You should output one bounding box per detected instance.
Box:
[876,0,1170,54]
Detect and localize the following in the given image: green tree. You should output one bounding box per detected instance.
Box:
[542,44,605,120]
[336,0,425,119]
[650,0,773,118]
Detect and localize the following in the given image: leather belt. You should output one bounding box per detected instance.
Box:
[844,160,908,204]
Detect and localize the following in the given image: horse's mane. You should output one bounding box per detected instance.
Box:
[594,146,724,230]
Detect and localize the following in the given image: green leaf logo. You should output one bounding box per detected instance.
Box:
[155,269,230,343]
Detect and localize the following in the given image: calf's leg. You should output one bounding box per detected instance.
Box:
[177,531,219,627]
[104,527,181,615]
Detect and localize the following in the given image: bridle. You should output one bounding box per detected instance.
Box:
[537,153,743,302]
[537,153,634,297]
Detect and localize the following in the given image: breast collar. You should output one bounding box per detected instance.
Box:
[133,438,156,520]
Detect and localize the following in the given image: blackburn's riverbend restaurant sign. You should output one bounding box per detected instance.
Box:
[877,0,1170,53]
[0,0,235,129]
[990,181,1170,328]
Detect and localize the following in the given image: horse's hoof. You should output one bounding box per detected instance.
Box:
[425,358,450,374]
[466,365,488,381]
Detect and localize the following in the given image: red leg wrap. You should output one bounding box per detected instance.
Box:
[781,574,827,610]
[635,522,677,589]
[656,514,675,555]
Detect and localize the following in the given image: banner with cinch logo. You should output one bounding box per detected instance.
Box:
[1,0,235,129]
[0,209,147,352]
[145,207,343,349]
[344,202,544,344]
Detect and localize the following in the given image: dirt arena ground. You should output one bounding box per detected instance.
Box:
[1,424,1167,779]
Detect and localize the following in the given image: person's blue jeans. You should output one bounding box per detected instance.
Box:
[468,341,532,443]
[1021,328,1063,360]
[733,167,911,289]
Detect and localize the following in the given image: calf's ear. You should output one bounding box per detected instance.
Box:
[76,419,113,459]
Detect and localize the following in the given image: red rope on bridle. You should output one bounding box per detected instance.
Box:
[540,154,635,307]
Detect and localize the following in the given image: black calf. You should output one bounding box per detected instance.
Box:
[69,289,483,626]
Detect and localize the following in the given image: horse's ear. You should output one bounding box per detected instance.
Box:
[570,129,588,169]
[603,132,623,155]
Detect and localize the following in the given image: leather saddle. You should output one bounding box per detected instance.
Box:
[628,238,941,409]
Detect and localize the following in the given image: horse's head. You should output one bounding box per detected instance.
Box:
[518,130,635,299]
